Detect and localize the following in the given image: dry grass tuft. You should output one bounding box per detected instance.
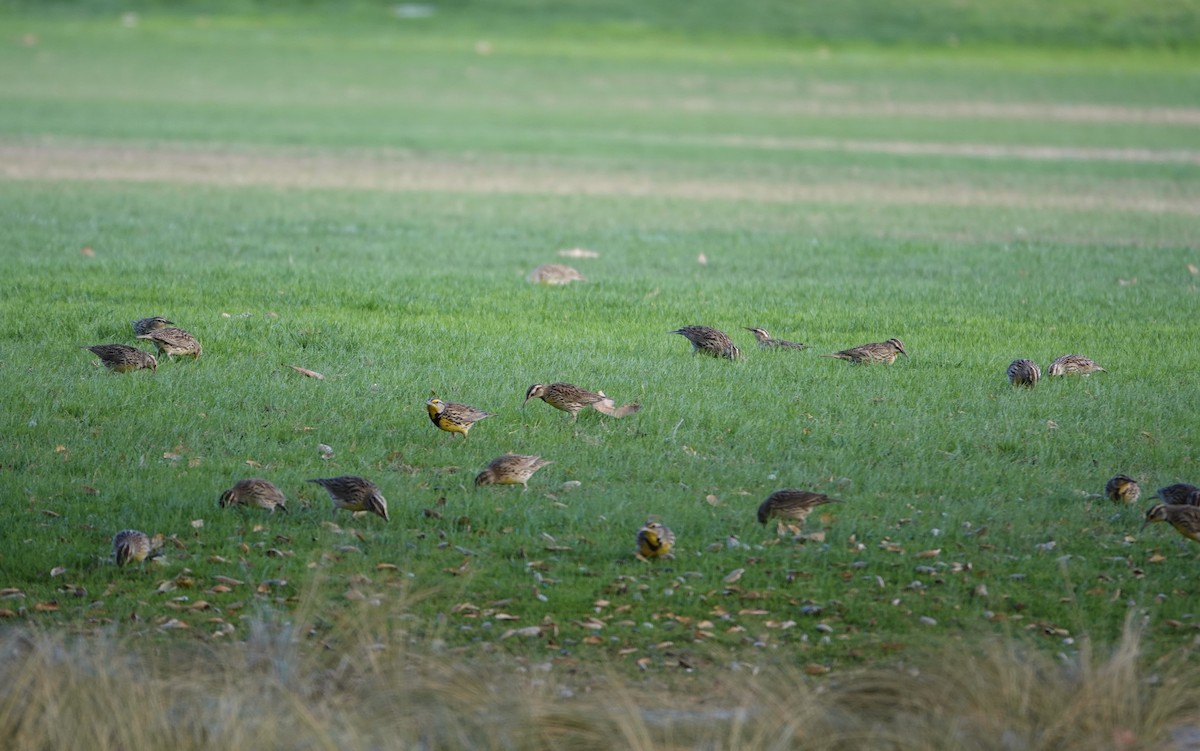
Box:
[1,612,1197,750]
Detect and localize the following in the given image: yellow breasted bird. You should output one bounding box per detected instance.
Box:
[219,478,288,513]
[307,476,389,521]
[426,397,494,439]
[636,520,676,560]
[112,529,162,566]
[1104,475,1141,505]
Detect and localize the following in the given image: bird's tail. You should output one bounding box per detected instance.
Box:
[591,398,642,418]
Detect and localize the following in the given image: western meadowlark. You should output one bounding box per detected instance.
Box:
[744,327,807,350]
[1047,354,1106,376]
[112,529,161,566]
[219,478,288,513]
[1105,475,1141,505]
[636,520,676,560]
[670,325,742,360]
[524,382,641,419]
[426,397,495,439]
[474,454,553,490]
[1141,503,1200,543]
[1156,483,1200,506]
[757,489,841,534]
[136,327,202,359]
[1007,358,1041,387]
[131,316,174,336]
[307,476,389,521]
[84,344,157,372]
[822,338,907,365]
[527,264,585,285]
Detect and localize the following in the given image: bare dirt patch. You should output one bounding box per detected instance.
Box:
[1,139,1197,216]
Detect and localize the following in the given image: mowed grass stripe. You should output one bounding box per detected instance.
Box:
[3,141,1200,219]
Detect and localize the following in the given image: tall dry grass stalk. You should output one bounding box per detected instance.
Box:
[0,607,1197,750]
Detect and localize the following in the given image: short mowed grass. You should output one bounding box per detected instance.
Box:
[4,180,1198,670]
[2,4,1200,739]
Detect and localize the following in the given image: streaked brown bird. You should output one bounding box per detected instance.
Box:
[136,326,202,359]
[1047,354,1106,376]
[1007,358,1041,387]
[527,263,585,285]
[219,478,288,513]
[757,489,841,534]
[670,325,741,360]
[744,327,807,350]
[84,344,157,373]
[1157,483,1200,506]
[307,476,389,521]
[1104,475,1141,505]
[474,454,553,490]
[524,382,641,419]
[822,338,907,365]
[112,529,161,566]
[426,397,494,439]
[636,520,676,560]
[131,316,174,336]
[1141,503,1200,543]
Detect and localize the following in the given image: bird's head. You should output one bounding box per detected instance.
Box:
[524,384,547,406]
[1142,503,1168,530]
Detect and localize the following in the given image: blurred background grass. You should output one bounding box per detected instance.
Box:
[5,0,1200,48]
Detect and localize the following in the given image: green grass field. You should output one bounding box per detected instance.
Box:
[2,3,1200,747]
